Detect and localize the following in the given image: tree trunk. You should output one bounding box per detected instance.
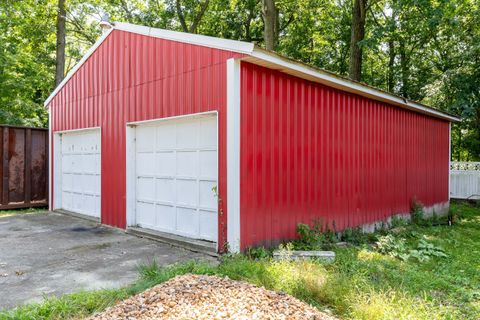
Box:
[399,40,409,98]
[348,0,367,81]
[55,0,66,87]
[175,0,210,34]
[387,40,395,92]
[261,0,278,51]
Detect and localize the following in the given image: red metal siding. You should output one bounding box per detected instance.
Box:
[49,30,243,249]
[240,62,449,249]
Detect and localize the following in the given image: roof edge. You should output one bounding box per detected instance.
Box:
[245,48,460,122]
[44,27,114,107]
[44,22,254,107]
[44,21,460,123]
[114,22,254,54]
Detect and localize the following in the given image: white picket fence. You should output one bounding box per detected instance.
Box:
[450,162,480,200]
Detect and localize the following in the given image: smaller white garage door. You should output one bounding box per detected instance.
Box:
[59,129,101,218]
[134,114,218,242]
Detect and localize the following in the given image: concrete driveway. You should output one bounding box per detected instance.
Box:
[0,212,214,310]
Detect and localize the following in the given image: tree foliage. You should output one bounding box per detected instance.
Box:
[0,0,479,159]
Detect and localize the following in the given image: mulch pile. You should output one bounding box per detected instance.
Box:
[89,274,337,320]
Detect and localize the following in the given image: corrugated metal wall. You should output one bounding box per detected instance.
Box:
[240,62,449,249]
[1,126,48,209]
[48,30,243,249]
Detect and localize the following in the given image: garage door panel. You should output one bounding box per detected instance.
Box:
[199,118,217,148]
[136,126,156,152]
[156,152,175,176]
[84,133,100,152]
[62,173,72,192]
[176,207,198,235]
[155,178,174,203]
[176,179,197,206]
[82,174,100,194]
[176,151,197,177]
[71,176,84,193]
[83,194,97,214]
[72,192,84,211]
[199,210,217,240]
[156,205,176,230]
[136,201,156,227]
[199,151,217,178]
[137,177,155,201]
[176,122,198,149]
[156,123,176,150]
[62,155,73,172]
[136,153,156,176]
[58,129,101,218]
[134,115,217,242]
[199,180,217,209]
[62,192,73,209]
[82,154,99,174]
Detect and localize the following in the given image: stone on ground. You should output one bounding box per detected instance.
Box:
[89,274,337,320]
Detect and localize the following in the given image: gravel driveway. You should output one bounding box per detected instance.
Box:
[0,212,213,310]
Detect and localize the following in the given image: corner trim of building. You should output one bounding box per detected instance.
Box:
[226,58,241,253]
[48,109,52,210]
[125,125,136,227]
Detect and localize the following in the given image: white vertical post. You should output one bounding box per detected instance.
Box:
[226,58,241,253]
[53,133,62,210]
[126,125,136,226]
[48,108,52,210]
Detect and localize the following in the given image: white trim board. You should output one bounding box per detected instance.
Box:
[226,58,241,253]
[44,21,460,123]
[126,111,217,127]
[114,22,254,54]
[48,109,52,210]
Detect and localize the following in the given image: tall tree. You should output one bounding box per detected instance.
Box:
[349,0,367,81]
[261,0,278,51]
[55,0,66,86]
[175,0,210,33]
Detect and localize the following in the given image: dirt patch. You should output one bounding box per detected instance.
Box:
[89,274,337,320]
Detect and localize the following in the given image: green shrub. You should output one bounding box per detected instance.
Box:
[246,246,272,260]
[410,200,425,225]
[375,234,410,261]
[390,215,409,228]
[340,227,368,245]
[292,222,338,250]
[375,234,448,263]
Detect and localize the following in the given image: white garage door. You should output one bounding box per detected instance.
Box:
[60,130,101,218]
[135,114,218,242]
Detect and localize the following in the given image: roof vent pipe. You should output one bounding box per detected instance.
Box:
[99,14,112,33]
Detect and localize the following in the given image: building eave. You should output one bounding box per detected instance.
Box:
[44,22,461,123]
[245,48,461,123]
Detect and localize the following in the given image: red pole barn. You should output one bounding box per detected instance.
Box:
[45,22,459,253]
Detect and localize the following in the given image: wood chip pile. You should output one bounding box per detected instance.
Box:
[89,274,337,320]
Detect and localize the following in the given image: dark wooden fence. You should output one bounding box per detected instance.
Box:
[0,125,48,210]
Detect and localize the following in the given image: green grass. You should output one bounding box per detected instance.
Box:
[0,207,47,216]
[1,201,480,319]
[0,290,129,320]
